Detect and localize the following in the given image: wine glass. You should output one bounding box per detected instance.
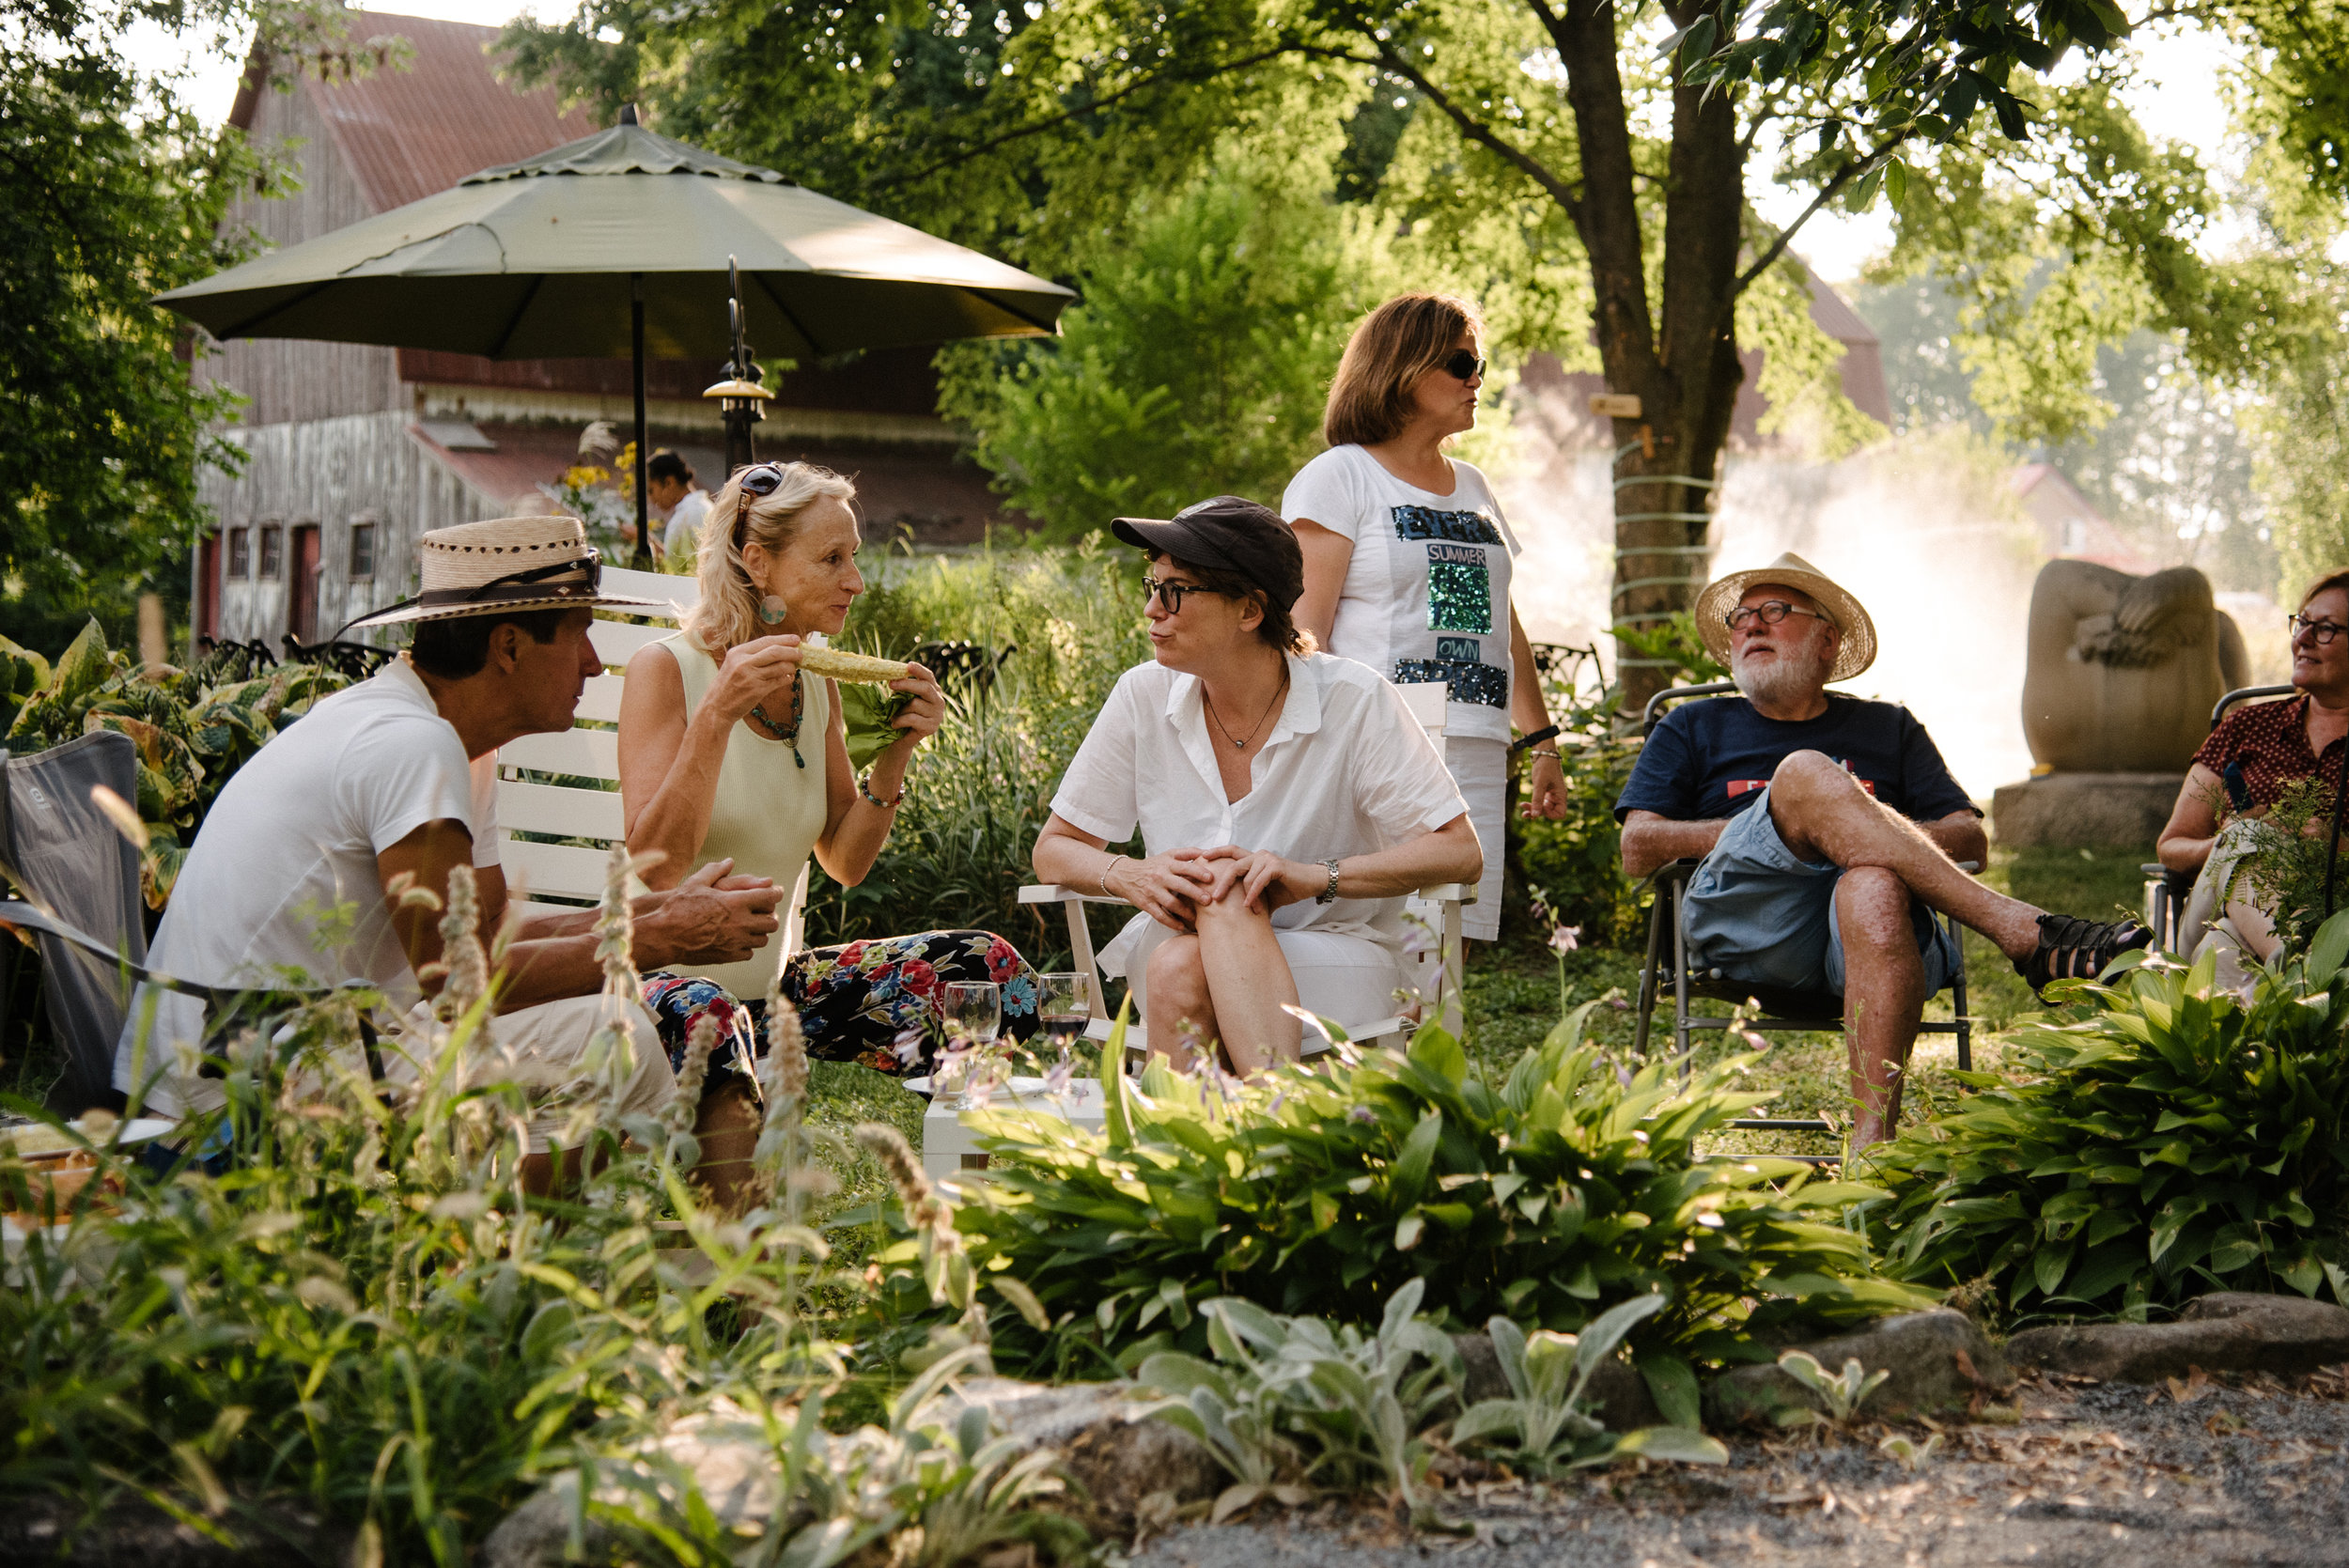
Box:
[942,980,1002,1050]
[1037,972,1091,1054]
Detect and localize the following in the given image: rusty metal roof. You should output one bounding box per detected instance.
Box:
[232,10,598,214]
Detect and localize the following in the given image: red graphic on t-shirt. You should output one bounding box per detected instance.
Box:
[1726,761,1876,800]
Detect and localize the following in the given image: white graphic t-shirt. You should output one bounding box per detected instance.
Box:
[1280,444,1523,744]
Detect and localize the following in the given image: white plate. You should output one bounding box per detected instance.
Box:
[2,1116,176,1155]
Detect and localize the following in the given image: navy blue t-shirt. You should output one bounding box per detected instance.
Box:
[1613,693,1977,825]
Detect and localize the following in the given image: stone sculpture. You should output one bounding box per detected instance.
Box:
[1994,560,2250,848]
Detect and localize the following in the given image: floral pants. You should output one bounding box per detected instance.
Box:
[641,929,1040,1079]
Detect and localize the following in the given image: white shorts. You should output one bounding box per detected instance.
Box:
[1117,922,1407,1035]
[382,993,677,1153]
[1445,736,1506,941]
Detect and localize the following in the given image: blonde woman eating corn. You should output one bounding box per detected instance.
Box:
[618,464,1041,1163]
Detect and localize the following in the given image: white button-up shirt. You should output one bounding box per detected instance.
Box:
[1050,652,1469,975]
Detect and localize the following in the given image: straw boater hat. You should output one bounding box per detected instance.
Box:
[1692,550,1877,682]
[339,516,670,633]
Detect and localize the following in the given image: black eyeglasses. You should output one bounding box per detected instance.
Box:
[1725,600,1831,632]
[1439,349,1486,381]
[1143,576,1223,613]
[2290,613,2348,645]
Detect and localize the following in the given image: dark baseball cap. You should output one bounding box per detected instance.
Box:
[1111,495,1304,611]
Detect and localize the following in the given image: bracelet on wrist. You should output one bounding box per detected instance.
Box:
[1528,748,1563,762]
[1510,724,1562,754]
[1097,854,1121,898]
[858,773,904,809]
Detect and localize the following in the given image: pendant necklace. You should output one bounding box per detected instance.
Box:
[1205,667,1289,751]
[748,674,805,768]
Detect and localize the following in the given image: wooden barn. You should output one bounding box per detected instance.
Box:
[191,10,1005,653]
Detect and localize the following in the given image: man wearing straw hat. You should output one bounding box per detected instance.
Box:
[1616,551,2149,1149]
[115,517,785,1182]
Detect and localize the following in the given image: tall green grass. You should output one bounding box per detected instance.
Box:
[816,536,1152,968]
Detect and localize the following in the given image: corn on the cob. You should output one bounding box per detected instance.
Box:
[800,647,912,685]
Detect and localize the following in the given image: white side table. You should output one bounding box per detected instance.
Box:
[918,1077,1109,1183]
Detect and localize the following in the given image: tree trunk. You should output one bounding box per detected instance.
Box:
[1550,0,1749,722]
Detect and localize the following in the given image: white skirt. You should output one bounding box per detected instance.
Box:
[1445,735,1507,941]
[1116,921,1408,1035]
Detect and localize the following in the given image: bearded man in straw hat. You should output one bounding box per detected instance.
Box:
[1615,552,2150,1149]
[114,517,785,1186]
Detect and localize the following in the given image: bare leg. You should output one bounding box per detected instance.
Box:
[2226,896,2282,963]
[1768,752,2043,960]
[1192,886,1303,1074]
[1145,934,1217,1071]
[689,1078,763,1214]
[1834,866,1927,1150]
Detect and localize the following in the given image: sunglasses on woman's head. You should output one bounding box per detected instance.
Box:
[738,462,788,498]
[1439,349,1486,381]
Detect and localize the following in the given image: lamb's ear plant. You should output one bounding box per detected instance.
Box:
[1450,1294,1729,1471]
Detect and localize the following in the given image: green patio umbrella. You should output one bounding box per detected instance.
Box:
[156,111,1074,562]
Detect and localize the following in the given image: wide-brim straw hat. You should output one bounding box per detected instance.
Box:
[1692,550,1877,682]
[339,516,672,632]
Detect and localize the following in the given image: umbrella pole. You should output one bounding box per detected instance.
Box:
[630,272,651,570]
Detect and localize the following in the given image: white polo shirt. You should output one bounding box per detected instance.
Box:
[114,658,500,1115]
[1050,652,1468,976]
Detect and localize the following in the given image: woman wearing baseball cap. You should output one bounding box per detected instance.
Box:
[1031,495,1482,1073]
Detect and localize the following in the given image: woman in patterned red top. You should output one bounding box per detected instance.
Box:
[2156,570,2349,966]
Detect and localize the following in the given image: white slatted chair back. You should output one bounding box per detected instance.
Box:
[1018,679,1472,1058]
[493,566,808,955]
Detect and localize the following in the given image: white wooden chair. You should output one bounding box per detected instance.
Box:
[1018,680,1474,1058]
[491,565,809,950]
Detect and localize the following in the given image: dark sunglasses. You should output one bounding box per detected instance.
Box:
[739,461,788,498]
[1439,349,1486,381]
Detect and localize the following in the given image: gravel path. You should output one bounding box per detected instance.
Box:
[1129,1368,2349,1567]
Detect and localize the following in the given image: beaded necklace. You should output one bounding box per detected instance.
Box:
[747,674,805,768]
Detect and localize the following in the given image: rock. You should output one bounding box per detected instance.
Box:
[1706,1310,2011,1429]
[940,1376,1221,1529]
[483,1399,778,1568]
[483,1379,1216,1566]
[1449,1332,1665,1432]
[1991,772,2185,849]
[2006,1292,2349,1384]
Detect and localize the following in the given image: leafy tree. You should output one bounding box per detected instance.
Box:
[1,0,272,653]
[935,166,1399,537]
[503,0,2138,711]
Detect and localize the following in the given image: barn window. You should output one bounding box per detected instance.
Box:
[349,520,378,580]
[227,527,250,578]
[258,523,283,580]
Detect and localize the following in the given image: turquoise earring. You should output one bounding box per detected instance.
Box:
[758,594,788,626]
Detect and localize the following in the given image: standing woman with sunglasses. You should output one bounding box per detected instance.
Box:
[1281,293,1567,945]
[616,463,1043,1166]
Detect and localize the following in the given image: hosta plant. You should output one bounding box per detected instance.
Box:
[1864,924,2349,1321]
[878,1001,1934,1380]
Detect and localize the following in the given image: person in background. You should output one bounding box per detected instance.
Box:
[1281,293,1566,946]
[617,461,1043,1203]
[2156,571,2349,974]
[649,450,713,564]
[1032,497,1480,1074]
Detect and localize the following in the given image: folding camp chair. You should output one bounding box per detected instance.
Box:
[0,730,343,1113]
[2141,682,2295,950]
[1019,680,1475,1060]
[1627,682,1973,1140]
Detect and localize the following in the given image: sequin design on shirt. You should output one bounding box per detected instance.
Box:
[1392,505,1505,546]
[1396,658,1508,707]
[1424,541,1493,634]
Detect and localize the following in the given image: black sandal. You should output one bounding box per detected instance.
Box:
[2015,914,2152,997]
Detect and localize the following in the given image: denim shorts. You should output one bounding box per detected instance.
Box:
[1681,784,1959,997]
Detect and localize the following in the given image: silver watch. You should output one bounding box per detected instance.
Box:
[1316,857,1343,904]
